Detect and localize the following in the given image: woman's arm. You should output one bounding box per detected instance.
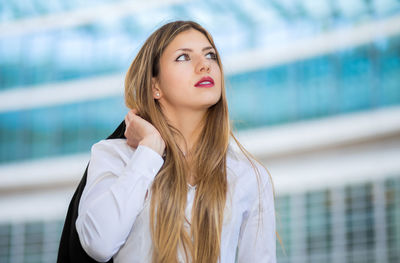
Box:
[75,140,164,262]
[237,165,276,263]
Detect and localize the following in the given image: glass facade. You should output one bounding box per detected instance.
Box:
[228,35,400,128]
[386,178,400,263]
[0,28,137,90]
[0,176,399,263]
[0,96,127,163]
[274,176,400,263]
[0,220,63,263]
[345,184,375,263]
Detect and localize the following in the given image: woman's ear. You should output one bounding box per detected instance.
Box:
[152,77,162,99]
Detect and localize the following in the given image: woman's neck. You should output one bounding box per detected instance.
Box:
[162,106,206,155]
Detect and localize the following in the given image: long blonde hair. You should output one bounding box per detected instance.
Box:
[124,20,273,263]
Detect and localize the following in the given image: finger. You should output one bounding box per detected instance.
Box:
[128,110,137,122]
[127,110,137,121]
[132,108,143,119]
[129,109,138,117]
[125,114,131,125]
[125,115,134,131]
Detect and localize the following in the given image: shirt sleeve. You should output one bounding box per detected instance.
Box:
[75,140,164,262]
[237,164,276,263]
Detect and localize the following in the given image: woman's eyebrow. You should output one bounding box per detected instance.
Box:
[175,46,214,52]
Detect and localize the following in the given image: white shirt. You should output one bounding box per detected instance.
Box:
[76,139,276,263]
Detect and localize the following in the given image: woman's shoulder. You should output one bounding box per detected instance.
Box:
[92,138,129,148]
[90,138,134,165]
[227,142,266,175]
[227,142,273,195]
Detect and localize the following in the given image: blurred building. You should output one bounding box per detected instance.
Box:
[0,0,399,262]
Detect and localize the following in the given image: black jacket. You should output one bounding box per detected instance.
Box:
[57,120,126,263]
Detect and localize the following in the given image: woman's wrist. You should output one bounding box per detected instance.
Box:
[139,134,165,157]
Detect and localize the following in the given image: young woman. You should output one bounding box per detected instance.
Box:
[58,20,276,263]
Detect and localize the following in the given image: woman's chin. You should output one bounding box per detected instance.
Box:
[195,99,220,111]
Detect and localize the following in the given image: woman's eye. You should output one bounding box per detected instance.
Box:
[206,52,217,60]
[176,54,189,61]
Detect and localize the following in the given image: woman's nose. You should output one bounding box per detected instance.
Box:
[196,58,211,73]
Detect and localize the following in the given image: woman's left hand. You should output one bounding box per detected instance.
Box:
[124,109,166,156]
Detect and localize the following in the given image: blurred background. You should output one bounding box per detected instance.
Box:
[0,0,400,262]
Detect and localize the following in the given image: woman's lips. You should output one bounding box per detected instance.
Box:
[195,82,214,88]
[195,76,214,88]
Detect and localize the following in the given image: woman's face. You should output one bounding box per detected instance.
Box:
[152,29,222,112]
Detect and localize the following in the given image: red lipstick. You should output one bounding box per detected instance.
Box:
[195,76,214,88]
